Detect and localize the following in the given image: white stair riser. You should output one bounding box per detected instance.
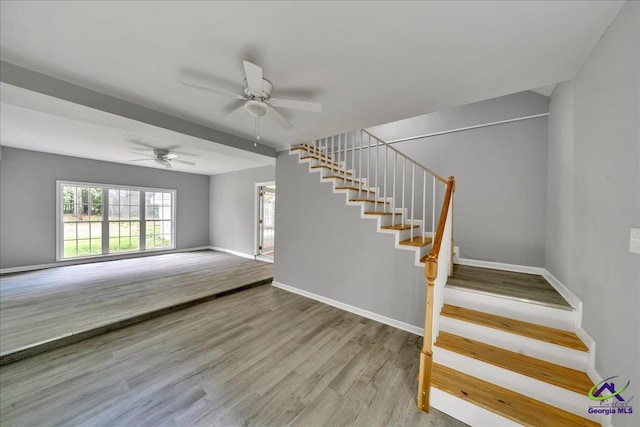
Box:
[438,317,588,371]
[444,287,576,331]
[430,387,520,427]
[433,347,599,422]
[395,239,431,257]
[323,176,365,187]
[354,201,393,213]
[298,156,338,167]
[334,188,378,199]
[363,213,406,226]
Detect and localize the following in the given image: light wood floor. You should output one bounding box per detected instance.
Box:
[447,264,571,309]
[0,285,467,427]
[0,251,273,360]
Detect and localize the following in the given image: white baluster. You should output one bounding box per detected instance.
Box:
[367,133,371,199]
[384,145,388,213]
[422,170,426,244]
[375,138,379,212]
[402,157,406,231]
[352,131,356,188]
[432,176,436,239]
[358,130,363,198]
[411,163,415,241]
[344,133,348,183]
[392,152,397,226]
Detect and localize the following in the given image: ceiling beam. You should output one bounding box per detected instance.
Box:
[0,61,276,158]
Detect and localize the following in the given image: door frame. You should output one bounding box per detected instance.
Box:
[254,181,276,263]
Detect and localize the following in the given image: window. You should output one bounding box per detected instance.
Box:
[145,191,173,249]
[58,181,175,260]
[61,185,103,258]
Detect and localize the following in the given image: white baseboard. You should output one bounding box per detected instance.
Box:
[272,281,424,336]
[457,258,544,275]
[0,246,212,275]
[541,269,581,311]
[209,246,256,260]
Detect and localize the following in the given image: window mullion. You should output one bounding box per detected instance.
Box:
[102,187,109,255]
[140,191,146,251]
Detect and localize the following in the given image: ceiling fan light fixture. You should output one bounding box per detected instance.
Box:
[245,100,269,118]
[155,158,167,167]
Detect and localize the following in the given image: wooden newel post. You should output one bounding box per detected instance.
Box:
[417,254,438,411]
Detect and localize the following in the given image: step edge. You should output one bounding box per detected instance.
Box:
[431,363,601,427]
[433,346,598,421]
[439,316,589,371]
[441,304,588,351]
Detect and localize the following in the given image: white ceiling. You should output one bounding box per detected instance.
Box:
[0,1,625,174]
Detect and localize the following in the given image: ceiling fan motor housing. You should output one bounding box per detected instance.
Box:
[243,78,273,99]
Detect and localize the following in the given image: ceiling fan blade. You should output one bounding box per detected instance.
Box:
[224,103,247,121]
[180,80,245,100]
[268,106,293,129]
[127,139,156,149]
[173,159,196,166]
[268,97,322,113]
[165,153,178,159]
[163,161,173,169]
[129,158,153,162]
[243,61,263,95]
[127,151,156,158]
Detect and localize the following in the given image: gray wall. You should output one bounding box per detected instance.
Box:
[0,147,210,269]
[209,165,275,256]
[391,117,548,266]
[274,151,427,327]
[546,3,639,426]
[367,91,549,267]
[368,90,549,142]
[545,81,574,286]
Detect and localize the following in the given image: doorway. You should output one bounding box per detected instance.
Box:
[256,182,275,262]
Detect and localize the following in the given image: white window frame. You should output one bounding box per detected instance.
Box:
[56,180,176,261]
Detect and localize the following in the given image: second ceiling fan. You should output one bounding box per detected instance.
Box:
[181,61,322,139]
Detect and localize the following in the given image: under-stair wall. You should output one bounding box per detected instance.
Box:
[274,150,427,331]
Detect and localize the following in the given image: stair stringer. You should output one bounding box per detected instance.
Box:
[294,146,431,267]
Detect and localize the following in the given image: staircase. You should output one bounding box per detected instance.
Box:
[290,136,600,426]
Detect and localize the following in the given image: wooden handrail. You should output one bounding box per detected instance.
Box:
[427,176,455,259]
[417,175,455,412]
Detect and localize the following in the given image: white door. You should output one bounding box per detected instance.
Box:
[258,185,275,259]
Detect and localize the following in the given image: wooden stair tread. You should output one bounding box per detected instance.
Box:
[311,165,353,175]
[364,211,401,216]
[432,363,599,427]
[399,236,432,247]
[300,155,338,165]
[440,305,588,351]
[435,331,593,394]
[380,224,419,230]
[292,144,323,154]
[349,198,389,204]
[335,186,375,193]
[326,175,362,183]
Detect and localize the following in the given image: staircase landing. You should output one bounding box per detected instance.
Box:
[447,264,571,309]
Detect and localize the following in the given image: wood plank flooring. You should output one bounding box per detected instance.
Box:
[0,285,467,427]
[447,264,571,308]
[0,251,273,362]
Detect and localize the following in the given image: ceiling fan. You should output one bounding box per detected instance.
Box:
[127,148,196,169]
[180,61,322,140]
